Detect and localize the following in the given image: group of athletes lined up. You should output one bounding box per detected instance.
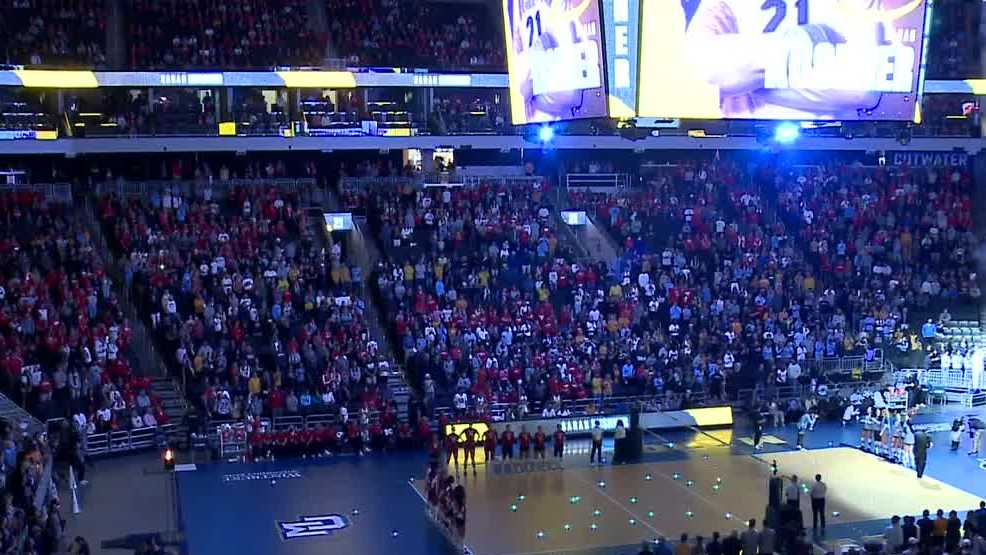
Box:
[247,421,415,460]
[858,407,919,468]
[430,423,568,471]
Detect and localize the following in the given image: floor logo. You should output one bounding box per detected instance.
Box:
[278,514,349,539]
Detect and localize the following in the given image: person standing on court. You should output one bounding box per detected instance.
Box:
[501,424,516,460]
[590,420,604,464]
[752,406,765,451]
[796,411,816,450]
[783,475,800,509]
[741,519,760,555]
[913,429,932,478]
[968,416,985,456]
[810,474,827,534]
[553,424,566,458]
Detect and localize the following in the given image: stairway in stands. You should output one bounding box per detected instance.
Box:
[322,187,412,422]
[0,393,44,436]
[82,195,188,444]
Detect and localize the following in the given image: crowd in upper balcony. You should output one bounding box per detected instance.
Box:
[127,0,325,69]
[325,0,503,69]
[924,0,982,80]
[0,0,105,67]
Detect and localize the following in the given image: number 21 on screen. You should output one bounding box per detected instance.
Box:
[761,0,809,33]
[526,9,543,47]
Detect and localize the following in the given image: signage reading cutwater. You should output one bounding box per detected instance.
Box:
[890,151,970,167]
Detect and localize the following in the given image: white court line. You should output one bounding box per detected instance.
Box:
[569,471,666,538]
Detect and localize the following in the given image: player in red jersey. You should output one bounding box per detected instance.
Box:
[462,425,479,472]
[553,424,566,458]
[444,429,459,468]
[518,426,532,459]
[483,427,498,462]
[533,425,547,459]
[501,424,516,460]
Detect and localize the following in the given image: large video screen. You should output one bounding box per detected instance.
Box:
[630,0,931,121]
[503,0,609,124]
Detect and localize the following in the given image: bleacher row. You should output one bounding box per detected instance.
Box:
[0,0,979,77]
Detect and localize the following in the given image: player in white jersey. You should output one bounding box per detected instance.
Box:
[684,0,919,118]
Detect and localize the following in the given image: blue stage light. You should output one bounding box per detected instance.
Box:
[774,122,800,144]
[538,125,555,143]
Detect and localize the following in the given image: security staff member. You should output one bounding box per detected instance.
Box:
[810,474,827,533]
[914,430,932,479]
[590,421,604,464]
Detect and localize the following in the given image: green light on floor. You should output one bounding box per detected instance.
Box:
[629,518,637,526]
[510,504,518,512]
[630,496,638,504]
[593,509,602,517]
[647,511,655,518]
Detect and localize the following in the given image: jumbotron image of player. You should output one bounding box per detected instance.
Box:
[683,0,924,119]
[504,0,606,122]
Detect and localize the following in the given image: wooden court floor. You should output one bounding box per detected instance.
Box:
[414,448,984,555]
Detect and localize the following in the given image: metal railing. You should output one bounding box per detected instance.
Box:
[565,173,631,192]
[899,367,973,389]
[0,182,72,202]
[80,424,176,456]
[340,174,545,193]
[95,177,317,197]
[433,391,715,423]
[808,351,886,376]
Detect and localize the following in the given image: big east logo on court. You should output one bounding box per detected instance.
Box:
[278,514,349,540]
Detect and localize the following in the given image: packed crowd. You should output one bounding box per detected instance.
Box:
[571,158,977,393]
[353,179,635,413]
[127,0,324,69]
[0,192,166,437]
[0,0,105,67]
[98,180,391,430]
[326,0,503,69]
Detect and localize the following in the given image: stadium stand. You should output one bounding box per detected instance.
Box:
[96,174,394,428]
[325,0,504,69]
[127,0,325,69]
[566,159,976,393]
[0,0,106,67]
[0,190,163,433]
[924,0,983,79]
